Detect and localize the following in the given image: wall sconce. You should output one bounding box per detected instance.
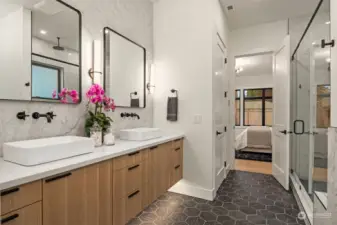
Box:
[88,68,102,84]
[147,63,156,93]
[90,40,103,85]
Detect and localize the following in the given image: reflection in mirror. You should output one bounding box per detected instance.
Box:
[0,0,81,103]
[104,27,146,108]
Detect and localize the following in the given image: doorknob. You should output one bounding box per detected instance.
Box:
[216,131,223,136]
[279,130,292,135]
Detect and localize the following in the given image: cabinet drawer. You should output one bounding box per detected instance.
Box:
[113,162,144,197]
[1,202,42,225]
[1,181,42,215]
[113,150,145,170]
[171,164,183,186]
[126,190,142,223]
[171,145,183,167]
[172,138,183,149]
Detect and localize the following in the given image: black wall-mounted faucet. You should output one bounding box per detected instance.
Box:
[17,111,30,120]
[32,112,57,123]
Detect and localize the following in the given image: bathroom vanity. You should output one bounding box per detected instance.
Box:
[0,134,184,225]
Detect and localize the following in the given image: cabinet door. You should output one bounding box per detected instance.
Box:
[43,161,112,225]
[0,202,42,225]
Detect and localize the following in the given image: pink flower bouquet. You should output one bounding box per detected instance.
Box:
[85,84,116,136]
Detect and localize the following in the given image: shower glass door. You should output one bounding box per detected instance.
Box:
[290,0,330,216]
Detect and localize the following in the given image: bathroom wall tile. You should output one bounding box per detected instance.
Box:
[0,0,154,155]
[326,127,337,224]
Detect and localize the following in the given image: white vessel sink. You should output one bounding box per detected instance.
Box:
[120,128,162,141]
[3,136,94,166]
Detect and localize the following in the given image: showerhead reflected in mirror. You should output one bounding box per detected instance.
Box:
[0,0,81,103]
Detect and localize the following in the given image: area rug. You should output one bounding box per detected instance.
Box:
[235,150,272,162]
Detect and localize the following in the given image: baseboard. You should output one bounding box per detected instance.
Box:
[168,179,215,201]
[290,173,313,225]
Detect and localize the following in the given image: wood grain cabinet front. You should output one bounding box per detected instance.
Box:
[1,180,42,215]
[43,160,112,225]
[0,202,42,225]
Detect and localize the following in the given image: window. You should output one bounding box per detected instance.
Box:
[243,88,273,126]
[32,62,61,99]
[235,90,240,126]
[316,85,330,128]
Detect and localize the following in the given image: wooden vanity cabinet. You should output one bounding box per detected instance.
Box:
[0,202,42,225]
[112,150,148,224]
[2,138,183,225]
[42,160,112,225]
[170,139,184,186]
[1,180,42,215]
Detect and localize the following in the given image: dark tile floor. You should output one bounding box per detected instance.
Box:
[128,171,306,225]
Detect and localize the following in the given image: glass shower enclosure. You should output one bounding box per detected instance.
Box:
[290,0,330,221]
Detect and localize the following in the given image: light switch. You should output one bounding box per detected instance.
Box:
[193,114,202,124]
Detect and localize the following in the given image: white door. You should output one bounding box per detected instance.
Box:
[213,35,228,191]
[272,35,291,190]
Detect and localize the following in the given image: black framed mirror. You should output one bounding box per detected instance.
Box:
[0,0,82,104]
[103,27,146,108]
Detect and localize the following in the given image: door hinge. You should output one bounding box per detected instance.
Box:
[224,126,227,132]
[224,58,228,64]
[321,39,335,48]
[224,161,227,167]
[224,91,227,98]
[290,169,294,174]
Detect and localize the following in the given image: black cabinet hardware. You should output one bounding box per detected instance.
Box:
[216,131,223,136]
[1,187,20,196]
[45,172,72,183]
[321,39,335,48]
[128,151,140,156]
[175,148,180,151]
[1,214,19,224]
[150,146,158,150]
[128,165,140,171]
[175,165,181,169]
[128,190,140,199]
[25,82,30,87]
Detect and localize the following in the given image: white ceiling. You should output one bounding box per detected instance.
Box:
[220,0,325,30]
[0,0,79,50]
[235,53,273,77]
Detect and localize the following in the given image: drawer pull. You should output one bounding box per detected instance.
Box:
[1,187,20,196]
[150,146,158,150]
[128,151,140,156]
[175,165,181,169]
[45,172,72,183]
[128,164,140,171]
[128,190,140,199]
[1,214,19,224]
[175,147,181,151]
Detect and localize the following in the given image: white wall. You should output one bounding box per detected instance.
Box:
[153,0,229,199]
[0,0,154,155]
[230,20,288,57]
[0,7,31,100]
[236,75,273,89]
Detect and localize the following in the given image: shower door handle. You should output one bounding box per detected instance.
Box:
[293,120,305,135]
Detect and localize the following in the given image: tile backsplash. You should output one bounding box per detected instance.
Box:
[0,0,154,156]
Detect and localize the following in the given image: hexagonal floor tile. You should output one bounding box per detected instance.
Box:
[200,212,217,222]
[186,217,205,225]
[184,208,201,217]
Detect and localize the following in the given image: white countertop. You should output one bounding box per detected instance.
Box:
[0,132,184,191]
